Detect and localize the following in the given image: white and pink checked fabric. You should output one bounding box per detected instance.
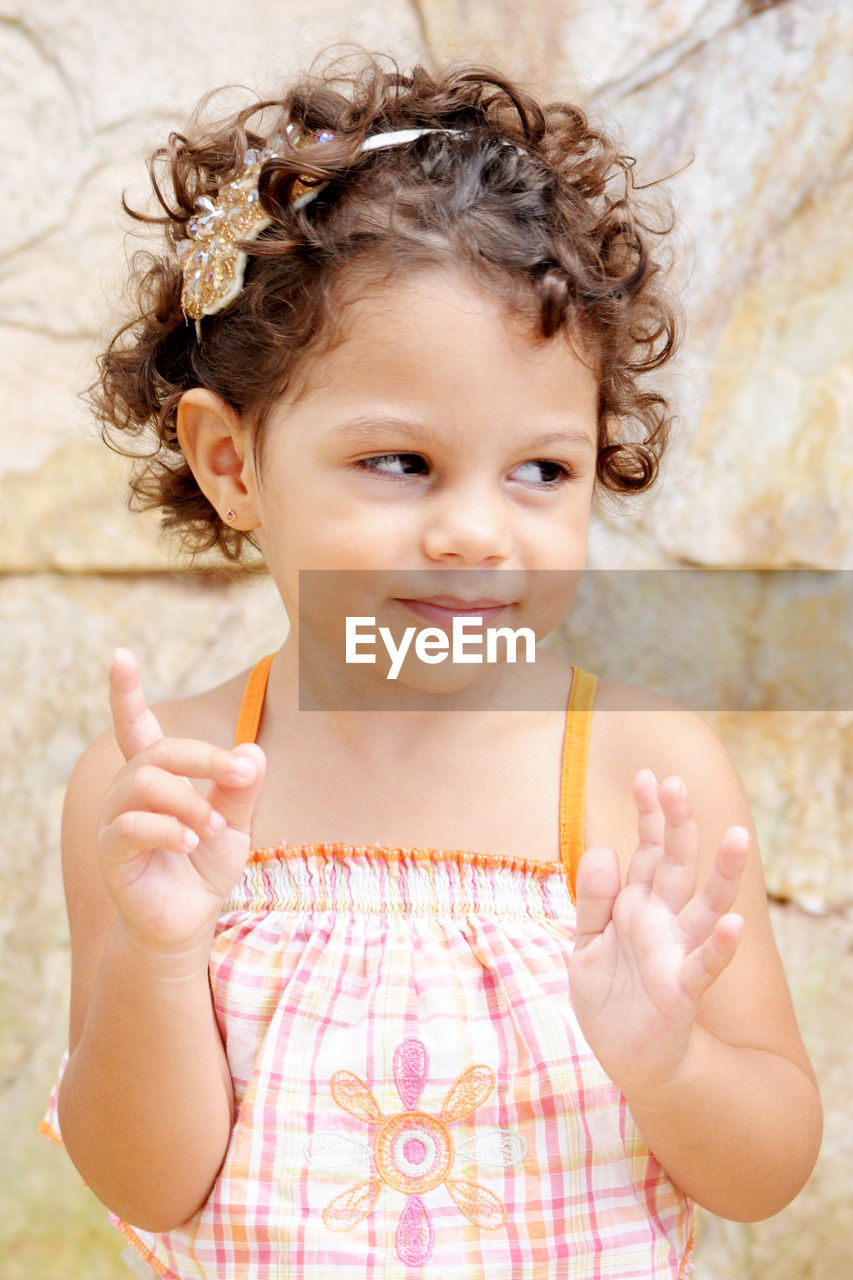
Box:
[44,842,695,1279]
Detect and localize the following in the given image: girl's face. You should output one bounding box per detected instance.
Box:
[244,266,600,692]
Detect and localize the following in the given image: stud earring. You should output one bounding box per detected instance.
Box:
[224,509,237,522]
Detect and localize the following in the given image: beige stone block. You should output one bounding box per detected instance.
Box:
[0,376,268,574]
[550,567,852,704]
[558,0,737,97]
[747,572,853,713]
[6,1,422,135]
[416,0,735,94]
[704,710,853,916]
[653,172,853,568]
[549,569,758,709]
[412,0,568,88]
[0,157,141,343]
[588,1,853,569]
[0,441,220,573]
[0,146,161,486]
[0,18,87,254]
[0,333,96,475]
[608,0,853,322]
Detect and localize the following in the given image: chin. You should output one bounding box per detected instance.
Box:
[372,656,533,710]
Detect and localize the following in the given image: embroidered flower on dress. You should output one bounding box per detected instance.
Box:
[305,1037,527,1266]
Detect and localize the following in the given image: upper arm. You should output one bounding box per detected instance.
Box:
[586,682,816,1082]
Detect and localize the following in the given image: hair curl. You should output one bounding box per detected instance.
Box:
[93,53,681,561]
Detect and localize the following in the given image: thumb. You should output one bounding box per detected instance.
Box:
[205,742,267,840]
[574,845,622,952]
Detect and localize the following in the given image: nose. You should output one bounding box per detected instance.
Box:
[420,482,513,565]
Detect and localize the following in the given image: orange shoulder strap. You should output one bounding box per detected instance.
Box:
[234,653,275,746]
[559,667,597,900]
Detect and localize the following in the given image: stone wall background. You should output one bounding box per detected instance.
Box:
[2,1,851,1276]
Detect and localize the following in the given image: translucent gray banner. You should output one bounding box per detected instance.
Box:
[296,570,852,711]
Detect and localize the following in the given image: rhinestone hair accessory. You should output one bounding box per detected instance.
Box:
[178,126,462,323]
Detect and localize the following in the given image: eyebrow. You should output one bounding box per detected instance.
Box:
[523,429,597,452]
[329,417,597,452]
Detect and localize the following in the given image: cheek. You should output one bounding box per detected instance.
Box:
[322,504,416,556]
[527,501,592,567]
[535,572,583,631]
[286,510,407,573]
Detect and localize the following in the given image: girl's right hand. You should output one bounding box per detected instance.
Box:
[97,648,266,955]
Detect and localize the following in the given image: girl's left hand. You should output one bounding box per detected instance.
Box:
[569,770,750,1097]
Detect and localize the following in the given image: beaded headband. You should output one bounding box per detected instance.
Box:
[178,125,463,323]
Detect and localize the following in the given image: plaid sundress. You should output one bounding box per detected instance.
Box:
[43,656,695,1278]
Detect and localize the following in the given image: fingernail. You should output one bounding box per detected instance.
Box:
[181,828,199,851]
[206,810,226,835]
[230,757,255,781]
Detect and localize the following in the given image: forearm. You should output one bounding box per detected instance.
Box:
[58,919,233,1232]
[621,1025,822,1220]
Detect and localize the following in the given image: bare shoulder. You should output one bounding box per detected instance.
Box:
[592,678,743,785]
[586,678,752,857]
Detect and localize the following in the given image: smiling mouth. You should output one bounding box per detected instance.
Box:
[393,598,511,625]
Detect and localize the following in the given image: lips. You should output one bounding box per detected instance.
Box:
[393,597,511,626]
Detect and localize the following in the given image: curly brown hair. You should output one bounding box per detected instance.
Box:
[93,53,681,561]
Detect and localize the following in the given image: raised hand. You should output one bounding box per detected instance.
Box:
[97,648,266,954]
[569,769,749,1096]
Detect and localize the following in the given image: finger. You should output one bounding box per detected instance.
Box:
[110,648,164,760]
[574,845,622,952]
[626,768,665,887]
[123,737,266,787]
[101,811,201,865]
[204,743,267,839]
[650,776,699,913]
[678,826,750,948]
[103,764,229,839]
[679,913,744,1002]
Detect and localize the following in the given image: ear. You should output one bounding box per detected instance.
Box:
[176,388,260,530]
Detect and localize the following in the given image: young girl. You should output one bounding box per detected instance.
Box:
[43,54,821,1279]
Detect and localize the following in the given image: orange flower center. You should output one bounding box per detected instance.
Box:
[374,1110,453,1194]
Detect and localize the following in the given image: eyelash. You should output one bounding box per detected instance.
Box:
[357,453,428,478]
[356,453,574,486]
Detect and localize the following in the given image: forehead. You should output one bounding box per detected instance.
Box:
[286,265,600,429]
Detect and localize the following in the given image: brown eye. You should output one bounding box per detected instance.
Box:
[359,453,429,477]
[512,460,572,485]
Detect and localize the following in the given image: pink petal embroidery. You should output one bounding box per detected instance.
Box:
[322,1177,383,1231]
[445,1178,507,1229]
[331,1070,384,1123]
[440,1065,495,1122]
[395,1194,434,1265]
[394,1037,428,1109]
